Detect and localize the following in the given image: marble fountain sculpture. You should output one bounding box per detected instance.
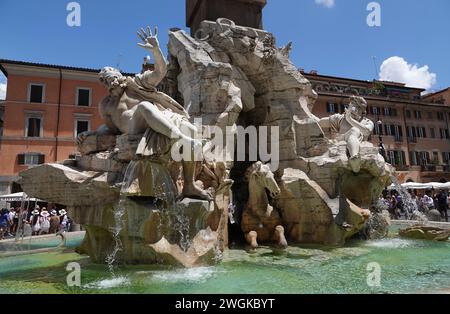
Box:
[18,20,394,268]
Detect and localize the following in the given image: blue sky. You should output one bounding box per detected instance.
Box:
[0,0,449,97]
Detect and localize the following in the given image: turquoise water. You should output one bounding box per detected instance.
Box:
[0,232,449,294]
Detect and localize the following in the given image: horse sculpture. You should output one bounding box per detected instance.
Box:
[241,162,288,249]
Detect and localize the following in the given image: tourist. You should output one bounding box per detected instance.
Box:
[436,190,449,222]
[39,209,50,235]
[30,209,41,236]
[421,192,435,212]
[49,210,60,234]
[392,192,403,219]
[59,209,69,232]
[12,208,19,235]
[8,208,18,236]
[0,208,10,240]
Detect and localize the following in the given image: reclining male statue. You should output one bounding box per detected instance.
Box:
[77,26,211,201]
[318,96,374,173]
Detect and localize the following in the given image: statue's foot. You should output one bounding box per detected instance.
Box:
[348,155,361,173]
[246,231,258,249]
[274,225,288,249]
[181,185,213,202]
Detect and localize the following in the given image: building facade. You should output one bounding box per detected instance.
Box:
[0,60,108,197]
[303,71,450,183]
[423,87,450,106]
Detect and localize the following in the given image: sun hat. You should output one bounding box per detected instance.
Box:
[50,210,57,216]
[41,210,49,217]
[59,209,67,215]
[31,209,40,215]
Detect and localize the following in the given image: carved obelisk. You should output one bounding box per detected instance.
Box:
[186,0,267,34]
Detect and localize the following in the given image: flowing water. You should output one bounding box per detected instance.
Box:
[390,177,429,223]
[0,225,449,294]
[105,160,192,275]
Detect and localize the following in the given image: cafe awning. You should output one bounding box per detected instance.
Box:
[0,192,42,202]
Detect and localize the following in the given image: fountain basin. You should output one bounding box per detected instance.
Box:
[0,224,449,294]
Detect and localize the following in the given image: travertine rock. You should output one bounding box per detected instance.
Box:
[76,152,126,173]
[399,225,450,241]
[77,134,117,156]
[149,228,220,268]
[18,163,120,207]
[276,168,369,245]
[427,209,443,222]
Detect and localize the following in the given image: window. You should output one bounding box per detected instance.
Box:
[417,127,427,138]
[76,88,91,107]
[428,112,433,119]
[387,150,406,166]
[339,104,346,114]
[432,152,439,164]
[410,151,418,166]
[374,122,383,136]
[406,110,411,119]
[430,128,436,139]
[17,153,45,166]
[414,110,422,120]
[384,107,391,116]
[29,84,45,103]
[440,129,450,139]
[75,120,90,137]
[394,125,403,141]
[438,112,445,121]
[26,116,42,137]
[442,152,450,165]
[419,152,430,165]
[326,103,336,113]
[391,108,398,117]
[372,107,380,115]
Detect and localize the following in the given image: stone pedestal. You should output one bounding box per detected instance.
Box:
[186,0,266,34]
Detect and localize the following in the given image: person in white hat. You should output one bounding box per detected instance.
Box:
[39,209,50,235]
[30,209,41,235]
[59,209,69,232]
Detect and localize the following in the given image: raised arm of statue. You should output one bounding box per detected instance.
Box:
[345,110,374,138]
[136,26,168,89]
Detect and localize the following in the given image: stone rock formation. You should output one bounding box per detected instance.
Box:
[167,19,393,246]
[399,225,450,241]
[18,20,395,268]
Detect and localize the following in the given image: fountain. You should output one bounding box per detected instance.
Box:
[2,19,449,295]
[16,20,395,266]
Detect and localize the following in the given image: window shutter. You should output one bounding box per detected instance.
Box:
[18,154,25,165]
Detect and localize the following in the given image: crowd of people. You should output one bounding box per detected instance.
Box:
[0,206,72,240]
[380,189,450,222]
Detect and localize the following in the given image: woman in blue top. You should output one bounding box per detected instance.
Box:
[0,208,10,240]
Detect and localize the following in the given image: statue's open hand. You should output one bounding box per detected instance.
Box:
[76,131,93,147]
[137,26,159,52]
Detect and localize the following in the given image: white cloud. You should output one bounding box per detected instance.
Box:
[315,0,335,8]
[0,83,6,100]
[379,56,437,90]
